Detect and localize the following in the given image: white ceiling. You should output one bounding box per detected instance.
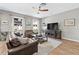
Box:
[0,3,79,18]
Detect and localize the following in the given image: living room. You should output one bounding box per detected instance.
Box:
[0,3,79,55]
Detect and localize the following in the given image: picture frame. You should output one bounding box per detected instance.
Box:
[26,20,31,26]
[64,18,75,26]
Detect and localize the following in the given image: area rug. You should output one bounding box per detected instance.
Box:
[0,41,8,55]
[33,38,62,55]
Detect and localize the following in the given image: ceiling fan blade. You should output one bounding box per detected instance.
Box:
[39,9,48,11]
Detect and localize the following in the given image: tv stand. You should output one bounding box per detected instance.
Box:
[45,30,62,39]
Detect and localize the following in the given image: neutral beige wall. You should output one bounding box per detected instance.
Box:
[42,8,79,42]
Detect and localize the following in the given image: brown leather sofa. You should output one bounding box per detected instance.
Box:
[6,41,38,55]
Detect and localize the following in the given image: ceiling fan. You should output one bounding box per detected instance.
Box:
[32,3,48,14]
[39,3,48,11]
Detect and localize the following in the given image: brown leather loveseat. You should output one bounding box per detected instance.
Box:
[6,39,38,55]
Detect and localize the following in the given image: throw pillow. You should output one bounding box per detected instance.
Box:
[9,38,21,48]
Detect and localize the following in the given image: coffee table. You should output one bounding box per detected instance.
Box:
[35,34,48,43]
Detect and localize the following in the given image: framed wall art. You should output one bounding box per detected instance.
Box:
[64,18,75,26]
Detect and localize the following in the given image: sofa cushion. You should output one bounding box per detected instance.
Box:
[18,37,29,44]
[9,38,21,48]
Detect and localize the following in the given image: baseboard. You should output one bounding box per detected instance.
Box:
[62,37,79,43]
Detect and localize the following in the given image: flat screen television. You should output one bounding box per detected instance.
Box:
[47,23,58,30]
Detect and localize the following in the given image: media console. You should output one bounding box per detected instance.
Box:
[45,30,62,39]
